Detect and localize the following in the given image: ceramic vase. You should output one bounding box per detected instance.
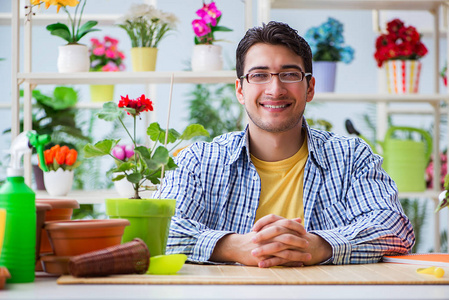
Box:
[131,47,158,72]
[113,178,136,198]
[384,60,422,94]
[312,61,337,93]
[191,44,223,72]
[43,169,74,197]
[90,84,115,102]
[57,44,90,73]
[105,198,176,257]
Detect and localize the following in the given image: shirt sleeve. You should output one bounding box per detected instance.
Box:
[309,142,415,265]
[155,146,234,263]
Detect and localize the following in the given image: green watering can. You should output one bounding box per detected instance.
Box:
[345,120,432,192]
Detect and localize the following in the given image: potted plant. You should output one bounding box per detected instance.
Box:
[83,95,209,256]
[191,1,232,71]
[32,0,100,72]
[117,4,179,72]
[42,144,81,196]
[89,36,125,102]
[374,18,428,94]
[437,174,449,212]
[305,17,354,92]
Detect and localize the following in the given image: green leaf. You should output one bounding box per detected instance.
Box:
[47,23,72,43]
[76,21,100,42]
[112,174,126,181]
[127,173,142,184]
[212,25,233,32]
[97,102,123,121]
[180,124,209,140]
[116,162,134,172]
[38,87,77,110]
[83,139,119,158]
[146,122,180,144]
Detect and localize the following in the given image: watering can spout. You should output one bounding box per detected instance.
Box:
[344,119,379,154]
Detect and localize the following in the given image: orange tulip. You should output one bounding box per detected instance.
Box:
[65,149,78,166]
[55,148,67,165]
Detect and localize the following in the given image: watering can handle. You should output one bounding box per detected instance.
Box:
[384,126,433,162]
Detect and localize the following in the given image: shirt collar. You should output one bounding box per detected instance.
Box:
[228,121,327,170]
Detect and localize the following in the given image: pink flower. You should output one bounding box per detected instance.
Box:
[192,19,211,37]
[105,49,116,59]
[93,46,105,56]
[196,2,221,26]
[102,61,120,72]
[104,36,118,45]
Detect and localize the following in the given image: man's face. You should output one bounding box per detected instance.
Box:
[236,43,315,133]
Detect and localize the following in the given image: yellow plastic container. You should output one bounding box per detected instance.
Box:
[90,85,114,102]
[131,47,158,72]
[0,209,5,256]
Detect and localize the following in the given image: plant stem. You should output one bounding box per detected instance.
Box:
[118,117,134,144]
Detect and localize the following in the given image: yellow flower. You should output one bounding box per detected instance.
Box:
[37,0,79,13]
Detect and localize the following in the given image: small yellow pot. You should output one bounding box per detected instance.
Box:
[131,47,158,72]
[90,84,115,102]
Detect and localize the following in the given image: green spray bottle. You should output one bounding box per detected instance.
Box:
[0,131,50,283]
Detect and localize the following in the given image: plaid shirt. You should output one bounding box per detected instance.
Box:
[157,121,415,264]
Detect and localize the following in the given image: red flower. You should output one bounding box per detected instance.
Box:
[118,94,154,116]
[374,18,427,67]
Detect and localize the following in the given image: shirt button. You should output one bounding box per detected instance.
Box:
[252,175,258,180]
[246,212,252,217]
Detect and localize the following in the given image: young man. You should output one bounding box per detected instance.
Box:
[157,21,415,268]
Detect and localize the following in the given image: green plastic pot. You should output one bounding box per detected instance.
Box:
[105,198,176,257]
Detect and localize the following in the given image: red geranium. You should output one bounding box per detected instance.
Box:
[374,19,428,67]
[118,94,154,117]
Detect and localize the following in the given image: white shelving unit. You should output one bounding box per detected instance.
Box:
[257,0,449,252]
[6,0,449,251]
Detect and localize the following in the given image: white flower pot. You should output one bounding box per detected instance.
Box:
[57,44,90,73]
[312,61,337,93]
[191,45,223,72]
[113,178,136,198]
[43,169,74,196]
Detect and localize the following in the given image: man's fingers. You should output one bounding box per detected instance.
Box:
[252,221,307,243]
[252,214,284,232]
[257,253,309,268]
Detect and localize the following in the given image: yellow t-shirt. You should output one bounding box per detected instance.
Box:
[251,136,308,223]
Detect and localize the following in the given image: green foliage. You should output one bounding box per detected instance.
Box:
[400,198,427,253]
[187,84,245,140]
[4,87,91,152]
[306,118,332,131]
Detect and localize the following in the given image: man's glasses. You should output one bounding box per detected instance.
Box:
[240,71,312,84]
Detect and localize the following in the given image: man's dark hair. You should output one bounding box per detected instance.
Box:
[236,21,312,84]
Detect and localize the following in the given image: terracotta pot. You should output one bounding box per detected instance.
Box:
[36,198,79,255]
[41,255,71,275]
[45,219,130,256]
[35,203,52,262]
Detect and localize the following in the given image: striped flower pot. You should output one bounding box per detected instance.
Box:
[384,60,422,94]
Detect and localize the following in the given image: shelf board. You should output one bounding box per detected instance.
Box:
[313,93,449,103]
[17,71,237,85]
[0,12,121,26]
[269,0,445,11]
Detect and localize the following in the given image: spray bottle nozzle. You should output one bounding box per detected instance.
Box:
[26,131,51,172]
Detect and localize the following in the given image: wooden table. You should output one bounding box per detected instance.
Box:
[2,263,449,299]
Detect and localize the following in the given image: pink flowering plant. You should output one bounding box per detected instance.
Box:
[192,1,232,45]
[83,94,209,199]
[89,36,125,72]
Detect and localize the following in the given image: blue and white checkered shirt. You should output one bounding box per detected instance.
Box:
[157,121,415,265]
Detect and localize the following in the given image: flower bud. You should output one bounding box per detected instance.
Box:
[112,146,125,160]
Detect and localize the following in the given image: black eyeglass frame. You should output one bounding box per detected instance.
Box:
[239,71,312,84]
